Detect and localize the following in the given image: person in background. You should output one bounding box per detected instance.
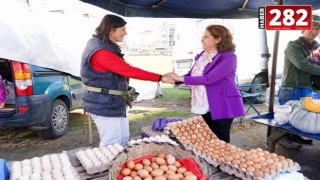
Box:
[166,25,245,143]
[81,14,173,147]
[277,15,320,149]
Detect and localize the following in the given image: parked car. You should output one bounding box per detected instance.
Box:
[0,58,84,139]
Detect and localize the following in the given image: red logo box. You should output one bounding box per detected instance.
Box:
[265,5,312,30]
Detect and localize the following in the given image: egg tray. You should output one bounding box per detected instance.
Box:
[10,151,80,180]
[220,161,301,180]
[219,155,301,180]
[75,144,124,175]
[108,141,214,179]
[128,135,178,146]
[165,116,218,148]
[141,126,165,138]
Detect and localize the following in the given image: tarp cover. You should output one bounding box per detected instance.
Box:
[81,0,320,19]
[0,4,95,77]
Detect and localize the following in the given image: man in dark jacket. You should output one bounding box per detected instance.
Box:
[278,15,320,149]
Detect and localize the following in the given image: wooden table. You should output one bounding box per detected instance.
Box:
[66,147,241,180]
[252,112,320,152]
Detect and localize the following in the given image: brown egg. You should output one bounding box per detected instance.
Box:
[130,171,138,177]
[127,160,135,169]
[134,163,143,171]
[158,153,166,158]
[177,167,187,174]
[123,176,133,180]
[261,167,270,174]
[246,160,254,166]
[253,163,262,170]
[121,168,131,176]
[151,169,164,177]
[166,170,176,175]
[154,176,167,180]
[224,155,233,163]
[168,165,177,172]
[173,161,181,167]
[286,159,294,166]
[168,174,179,180]
[253,170,264,177]
[133,176,142,180]
[142,159,151,166]
[151,162,159,169]
[267,164,277,171]
[184,171,194,176]
[184,175,197,180]
[144,165,153,172]
[246,166,255,173]
[155,157,166,165]
[137,169,149,179]
[238,163,247,169]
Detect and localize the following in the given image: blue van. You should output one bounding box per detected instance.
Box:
[0,58,83,139]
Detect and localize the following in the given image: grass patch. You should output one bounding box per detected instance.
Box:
[15,130,37,139]
[129,110,191,138]
[157,88,190,102]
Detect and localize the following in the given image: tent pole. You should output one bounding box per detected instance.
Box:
[268,31,280,113]
[267,0,283,138]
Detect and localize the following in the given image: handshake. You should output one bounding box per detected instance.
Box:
[160,72,184,84]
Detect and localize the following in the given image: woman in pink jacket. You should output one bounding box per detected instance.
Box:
[167,25,245,143]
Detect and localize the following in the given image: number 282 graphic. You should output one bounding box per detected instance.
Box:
[261,6,312,30]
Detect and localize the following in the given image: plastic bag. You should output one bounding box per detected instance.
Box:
[0,76,6,108]
[273,105,292,125]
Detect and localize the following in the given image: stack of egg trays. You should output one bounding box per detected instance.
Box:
[75,144,124,175]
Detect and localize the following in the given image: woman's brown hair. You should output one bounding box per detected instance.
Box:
[95,14,127,52]
[206,25,236,52]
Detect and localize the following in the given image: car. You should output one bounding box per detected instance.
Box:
[0,58,84,139]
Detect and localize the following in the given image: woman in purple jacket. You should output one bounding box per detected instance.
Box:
[167,25,245,143]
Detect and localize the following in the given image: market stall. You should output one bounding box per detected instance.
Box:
[3,116,305,180]
[252,98,320,153]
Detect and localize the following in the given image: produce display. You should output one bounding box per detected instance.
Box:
[289,107,320,134]
[119,154,199,180]
[128,135,177,146]
[75,143,124,175]
[302,97,320,113]
[10,152,79,180]
[166,115,301,180]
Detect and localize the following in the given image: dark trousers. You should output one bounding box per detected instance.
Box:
[202,112,234,143]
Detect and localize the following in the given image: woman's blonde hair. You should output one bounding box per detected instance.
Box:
[206,25,236,52]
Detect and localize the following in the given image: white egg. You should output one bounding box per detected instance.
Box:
[30,172,41,179]
[129,140,136,145]
[136,139,142,143]
[41,174,53,180]
[116,146,124,151]
[94,161,102,169]
[21,166,32,176]
[19,175,30,180]
[41,170,51,177]
[85,162,94,170]
[22,159,31,167]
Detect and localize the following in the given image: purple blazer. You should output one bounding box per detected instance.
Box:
[184,50,245,120]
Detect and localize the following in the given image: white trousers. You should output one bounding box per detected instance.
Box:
[90,113,129,147]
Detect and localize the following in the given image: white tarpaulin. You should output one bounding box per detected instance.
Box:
[0,3,96,76]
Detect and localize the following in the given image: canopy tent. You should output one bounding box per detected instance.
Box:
[80,0,320,113]
[81,0,320,19]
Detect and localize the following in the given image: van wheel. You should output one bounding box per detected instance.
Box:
[250,72,268,104]
[37,99,69,139]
